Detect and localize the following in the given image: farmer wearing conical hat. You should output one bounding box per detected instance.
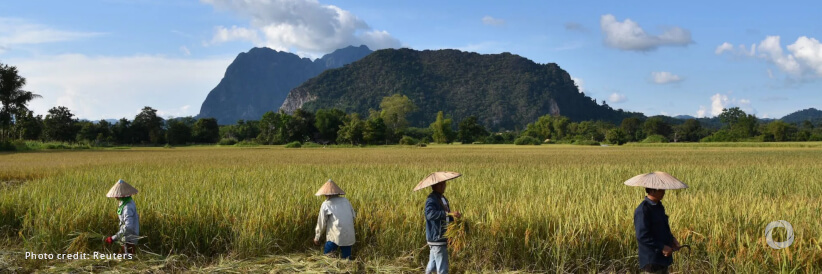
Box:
[414,171,463,274]
[313,179,356,259]
[104,179,140,255]
[625,172,687,274]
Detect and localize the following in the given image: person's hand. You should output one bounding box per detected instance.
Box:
[313,239,320,246]
[662,245,673,257]
[104,236,113,245]
[452,211,462,219]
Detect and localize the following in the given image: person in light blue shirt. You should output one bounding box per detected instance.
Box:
[104,179,140,254]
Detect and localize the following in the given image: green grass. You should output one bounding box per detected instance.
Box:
[1,145,820,272]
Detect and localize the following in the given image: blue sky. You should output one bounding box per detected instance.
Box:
[2,0,820,120]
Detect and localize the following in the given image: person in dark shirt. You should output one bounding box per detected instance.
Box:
[634,188,682,274]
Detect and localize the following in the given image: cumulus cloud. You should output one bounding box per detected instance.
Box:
[9,54,232,120]
[717,35,822,78]
[482,16,505,26]
[599,14,693,51]
[696,106,707,118]
[0,17,103,53]
[651,71,683,84]
[697,93,753,117]
[715,42,733,55]
[608,93,627,103]
[202,0,401,57]
[788,36,822,76]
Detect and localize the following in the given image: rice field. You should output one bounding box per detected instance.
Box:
[1,144,821,272]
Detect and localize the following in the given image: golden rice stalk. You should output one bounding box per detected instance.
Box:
[445,217,470,254]
[65,231,107,253]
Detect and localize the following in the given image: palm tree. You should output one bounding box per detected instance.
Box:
[1,63,42,141]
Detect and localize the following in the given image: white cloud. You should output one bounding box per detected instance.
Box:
[715,42,733,55]
[608,92,627,103]
[482,16,505,26]
[651,71,683,84]
[787,36,822,76]
[700,93,753,117]
[9,54,233,120]
[202,0,401,57]
[208,25,262,46]
[710,93,729,116]
[571,77,585,93]
[717,35,822,78]
[599,14,693,51]
[179,46,191,56]
[696,106,707,118]
[0,17,104,52]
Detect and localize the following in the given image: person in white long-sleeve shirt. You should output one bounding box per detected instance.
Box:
[313,179,356,259]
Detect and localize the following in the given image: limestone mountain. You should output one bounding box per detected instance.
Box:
[197,45,372,124]
[281,48,641,130]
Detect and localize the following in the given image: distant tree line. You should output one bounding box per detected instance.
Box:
[2,61,822,149]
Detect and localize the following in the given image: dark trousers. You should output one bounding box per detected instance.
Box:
[642,264,670,274]
[323,241,352,259]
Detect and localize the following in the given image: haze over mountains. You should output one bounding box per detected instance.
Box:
[197,46,821,128]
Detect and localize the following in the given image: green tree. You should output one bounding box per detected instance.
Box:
[642,117,672,138]
[314,109,347,143]
[605,128,628,145]
[379,94,417,140]
[43,106,79,142]
[337,113,364,145]
[363,115,387,144]
[718,107,746,129]
[132,106,165,144]
[457,116,488,144]
[112,118,133,144]
[235,120,261,141]
[552,116,570,140]
[166,119,192,145]
[76,121,98,143]
[0,63,42,141]
[523,115,556,141]
[620,117,642,141]
[257,112,286,144]
[14,110,43,140]
[429,111,455,144]
[675,119,704,142]
[764,120,796,142]
[192,118,219,143]
[289,109,316,142]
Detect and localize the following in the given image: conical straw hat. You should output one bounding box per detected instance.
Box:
[106,179,139,198]
[413,171,462,192]
[315,179,345,196]
[623,171,688,190]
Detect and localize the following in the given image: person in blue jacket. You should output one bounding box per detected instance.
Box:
[424,181,461,274]
[634,188,682,273]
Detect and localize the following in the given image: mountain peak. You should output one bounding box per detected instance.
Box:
[197,45,373,124]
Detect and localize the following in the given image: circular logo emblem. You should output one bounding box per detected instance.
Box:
[764,220,794,249]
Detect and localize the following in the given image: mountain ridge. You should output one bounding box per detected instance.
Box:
[197,45,372,124]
